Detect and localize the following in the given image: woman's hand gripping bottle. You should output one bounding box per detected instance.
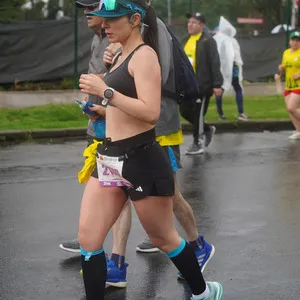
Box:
[75,99,106,138]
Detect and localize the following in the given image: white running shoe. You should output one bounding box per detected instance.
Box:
[288,131,300,140]
[190,282,223,300]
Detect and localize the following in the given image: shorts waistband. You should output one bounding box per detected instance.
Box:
[104,128,156,149]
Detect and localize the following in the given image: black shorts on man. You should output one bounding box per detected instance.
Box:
[161,145,182,172]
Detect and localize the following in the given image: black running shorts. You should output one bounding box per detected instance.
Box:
[91,129,174,201]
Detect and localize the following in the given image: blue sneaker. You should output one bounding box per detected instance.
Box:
[190,281,223,300]
[106,256,128,288]
[178,236,215,280]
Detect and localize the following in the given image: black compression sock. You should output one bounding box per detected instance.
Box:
[81,249,107,300]
[167,239,206,295]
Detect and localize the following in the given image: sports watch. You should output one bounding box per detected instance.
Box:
[102,87,115,106]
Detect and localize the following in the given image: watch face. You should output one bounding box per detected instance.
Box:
[104,88,114,99]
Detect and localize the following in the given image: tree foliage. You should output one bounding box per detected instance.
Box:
[24,1,45,20]
[0,0,290,31]
[47,0,59,19]
[152,0,286,30]
[0,0,26,21]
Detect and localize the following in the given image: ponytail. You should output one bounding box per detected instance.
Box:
[143,6,159,60]
[129,0,159,61]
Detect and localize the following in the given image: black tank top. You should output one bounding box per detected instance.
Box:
[104,44,146,99]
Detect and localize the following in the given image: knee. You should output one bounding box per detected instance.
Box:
[286,103,296,114]
[77,228,91,251]
[78,227,103,252]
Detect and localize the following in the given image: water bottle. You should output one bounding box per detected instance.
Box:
[75,99,106,138]
[74,99,98,115]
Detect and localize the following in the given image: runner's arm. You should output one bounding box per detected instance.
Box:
[79,47,161,125]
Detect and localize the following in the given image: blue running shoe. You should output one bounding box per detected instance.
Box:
[178,236,215,280]
[106,256,128,288]
[190,281,223,300]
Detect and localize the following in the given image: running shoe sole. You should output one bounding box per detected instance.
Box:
[237,117,248,121]
[106,281,127,288]
[185,149,204,155]
[59,244,81,254]
[201,244,215,272]
[289,134,300,140]
[136,246,160,253]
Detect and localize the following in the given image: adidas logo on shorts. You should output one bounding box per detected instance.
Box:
[135,186,143,192]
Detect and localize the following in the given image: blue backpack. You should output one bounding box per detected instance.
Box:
[162,27,200,104]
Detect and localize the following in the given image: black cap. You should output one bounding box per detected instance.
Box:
[186,12,206,24]
[76,0,99,8]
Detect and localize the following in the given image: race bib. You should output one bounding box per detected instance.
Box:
[96,154,133,188]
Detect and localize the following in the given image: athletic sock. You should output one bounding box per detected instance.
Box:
[189,235,203,251]
[111,253,125,269]
[192,284,210,299]
[166,238,206,295]
[81,248,107,300]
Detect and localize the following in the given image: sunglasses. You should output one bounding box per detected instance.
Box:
[99,0,146,20]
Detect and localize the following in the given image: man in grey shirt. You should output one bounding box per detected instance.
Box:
[59,0,131,288]
[135,16,215,281]
[76,0,109,137]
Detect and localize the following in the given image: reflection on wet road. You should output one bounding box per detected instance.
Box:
[1,132,300,300]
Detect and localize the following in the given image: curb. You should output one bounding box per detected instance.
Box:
[0,120,293,143]
[0,128,87,143]
[201,120,294,133]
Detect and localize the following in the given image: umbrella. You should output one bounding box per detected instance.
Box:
[271,24,295,34]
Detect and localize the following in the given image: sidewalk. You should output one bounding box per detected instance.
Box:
[0,120,293,143]
[0,83,280,109]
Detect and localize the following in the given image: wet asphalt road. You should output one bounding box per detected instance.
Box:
[1,132,300,300]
